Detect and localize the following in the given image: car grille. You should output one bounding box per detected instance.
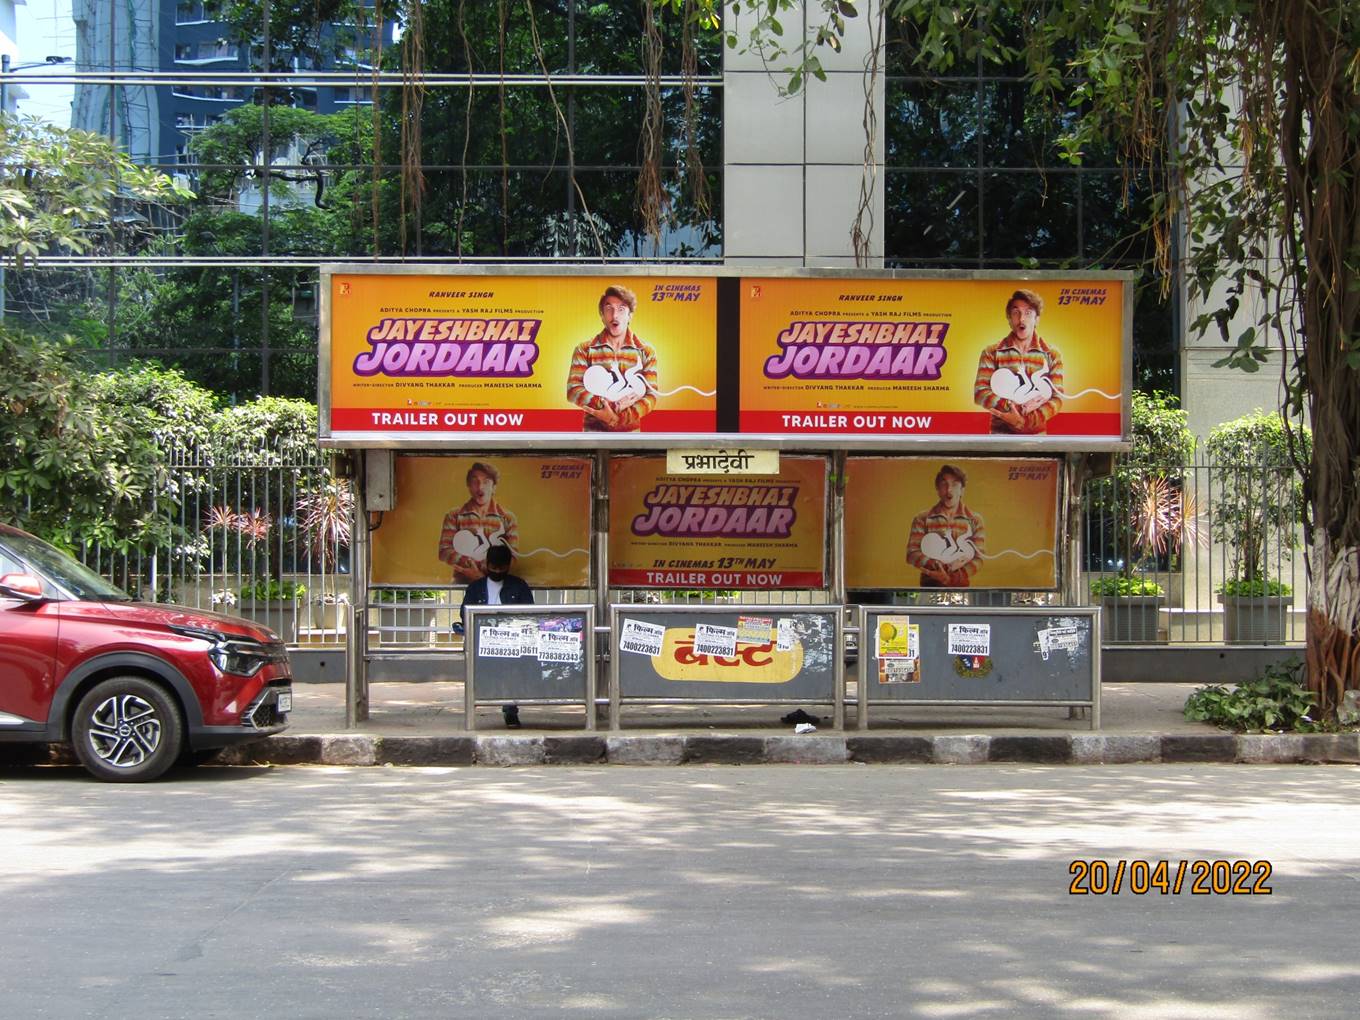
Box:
[243,685,291,730]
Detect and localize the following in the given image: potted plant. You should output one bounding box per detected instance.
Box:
[237,577,307,642]
[1090,575,1166,642]
[1207,410,1310,643]
[1086,392,1201,642]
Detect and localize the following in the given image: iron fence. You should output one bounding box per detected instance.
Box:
[13,447,1306,647]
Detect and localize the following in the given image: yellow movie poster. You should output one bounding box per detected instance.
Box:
[609,456,828,589]
[325,272,717,442]
[739,276,1125,443]
[844,457,1062,590]
[370,456,592,588]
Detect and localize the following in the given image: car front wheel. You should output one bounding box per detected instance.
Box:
[71,677,184,782]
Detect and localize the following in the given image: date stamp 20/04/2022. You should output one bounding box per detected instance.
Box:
[1068,859,1273,895]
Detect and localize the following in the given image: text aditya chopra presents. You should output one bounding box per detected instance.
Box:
[739,277,1125,440]
[326,273,718,438]
[609,457,827,589]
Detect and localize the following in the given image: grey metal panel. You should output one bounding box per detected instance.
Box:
[466,606,592,703]
[611,604,839,702]
[862,606,1097,704]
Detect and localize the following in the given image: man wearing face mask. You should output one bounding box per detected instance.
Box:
[461,544,534,727]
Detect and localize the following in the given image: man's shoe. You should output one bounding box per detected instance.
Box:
[502,704,521,728]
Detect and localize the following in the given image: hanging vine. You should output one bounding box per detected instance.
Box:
[456,0,474,257]
[677,0,711,228]
[637,0,671,246]
[398,0,426,255]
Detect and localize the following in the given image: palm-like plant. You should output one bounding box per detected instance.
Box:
[297,481,353,570]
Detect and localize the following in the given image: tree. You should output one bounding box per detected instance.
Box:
[0,115,192,267]
[721,1,1360,717]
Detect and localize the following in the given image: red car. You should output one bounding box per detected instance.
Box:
[0,523,292,781]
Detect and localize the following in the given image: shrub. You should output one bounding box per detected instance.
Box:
[1183,660,1317,732]
[1090,575,1164,597]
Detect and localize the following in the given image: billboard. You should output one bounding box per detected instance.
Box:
[321,268,1129,449]
[739,277,1124,442]
[370,455,593,587]
[844,457,1062,590]
[326,272,717,441]
[608,456,827,589]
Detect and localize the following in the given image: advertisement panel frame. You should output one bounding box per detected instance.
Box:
[465,605,597,730]
[319,264,1134,452]
[856,605,1100,729]
[609,603,845,729]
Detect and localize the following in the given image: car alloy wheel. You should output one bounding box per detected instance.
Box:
[72,677,183,782]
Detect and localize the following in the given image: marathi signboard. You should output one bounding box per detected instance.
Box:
[844,457,1062,590]
[325,271,717,441]
[738,276,1124,442]
[608,455,827,589]
[370,455,593,587]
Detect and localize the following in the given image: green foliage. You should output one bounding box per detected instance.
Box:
[1088,391,1198,579]
[1205,410,1310,585]
[239,578,307,602]
[1218,578,1293,598]
[0,115,193,267]
[1184,660,1318,732]
[0,325,171,553]
[89,365,220,451]
[373,588,443,603]
[211,397,319,464]
[1089,575,1164,597]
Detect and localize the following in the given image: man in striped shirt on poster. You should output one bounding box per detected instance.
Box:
[565,285,659,432]
[906,464,987,588]
[437,461,520,584]
[973,288,1064,434]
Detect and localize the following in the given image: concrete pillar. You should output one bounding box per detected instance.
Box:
[722,0,885,267]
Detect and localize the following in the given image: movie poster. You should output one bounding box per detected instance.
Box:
[609,456,828,589]
[739,277,1124,443]
[844,457,1062,590]
[326,273,717,441]
[370,456,592,587]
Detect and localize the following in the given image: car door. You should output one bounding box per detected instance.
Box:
[0,547,61,729]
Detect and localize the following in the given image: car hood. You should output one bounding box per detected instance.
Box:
[97,601,281,643]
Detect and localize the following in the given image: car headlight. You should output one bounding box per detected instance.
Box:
[172,626,282,677]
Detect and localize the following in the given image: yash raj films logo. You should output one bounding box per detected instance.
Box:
[352,317,542,377]
[763,319,950,380]
[631,482,798,538]
[654,629,804,684]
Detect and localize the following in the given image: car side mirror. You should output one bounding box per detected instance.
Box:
[0,572,46,601]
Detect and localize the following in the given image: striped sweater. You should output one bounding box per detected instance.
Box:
[565,330,659,432]
[973,333,1064,434]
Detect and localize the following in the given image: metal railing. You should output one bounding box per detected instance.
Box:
[15,446,1305,647]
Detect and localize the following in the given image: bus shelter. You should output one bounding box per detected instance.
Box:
[318,265,1131,729]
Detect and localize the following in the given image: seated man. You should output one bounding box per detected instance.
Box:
[460,544,534,727]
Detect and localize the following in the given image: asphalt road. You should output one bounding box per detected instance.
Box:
[2,763,1358,1019]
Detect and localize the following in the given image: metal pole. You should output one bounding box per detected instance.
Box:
[347,461,371,726]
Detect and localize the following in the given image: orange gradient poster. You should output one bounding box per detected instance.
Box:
[609,456,828,589]
[326,272,717,441]
[739,277,1125,443]
[370,456,592,587]
[844,457,1061,590]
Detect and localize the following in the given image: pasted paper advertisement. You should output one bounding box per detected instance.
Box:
[609,456,827,589]
[328,273,717,439]
[738,277,1124,442]
[619,615,830,685]
[370,456,592,587]
[844,457,1061,590]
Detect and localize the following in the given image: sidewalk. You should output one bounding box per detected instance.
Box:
[212,680,1360,767]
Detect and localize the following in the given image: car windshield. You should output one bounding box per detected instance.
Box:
[2,530,132,601]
